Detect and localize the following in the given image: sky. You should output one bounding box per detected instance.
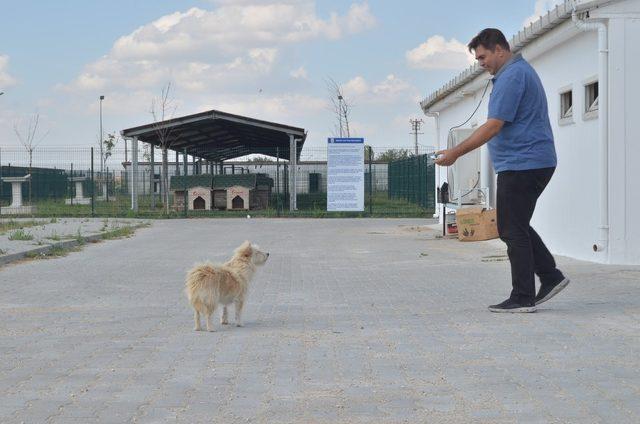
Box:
[0,0,563,156]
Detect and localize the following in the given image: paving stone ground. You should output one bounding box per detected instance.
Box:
[1,218,639,423]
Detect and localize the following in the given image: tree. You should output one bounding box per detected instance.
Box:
[13,114,49,204]
[376,148,412,162]
[150,82,177,214]
[102,132,119,166]
[325,77,352,138]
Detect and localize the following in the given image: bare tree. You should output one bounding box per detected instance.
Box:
[102,132,120,168]
[325,77,352,138]
[150,82,177,214]
[13,114,49,204]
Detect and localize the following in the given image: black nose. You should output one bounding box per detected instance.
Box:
[266,253,270,257]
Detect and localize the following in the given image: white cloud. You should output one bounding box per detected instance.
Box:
[109,2,375,61]
[342,74,412,104]
[38,2,379,146]
[345,2,377,33]
[372,74,410,98]
[343,76,369,97]
[290,66,308,79]
[0,55,17,88]
[202,93,327,121]
[523,0,564,27]
[406,35,475,70]
[62,47,278,94]
[61,1,378,112]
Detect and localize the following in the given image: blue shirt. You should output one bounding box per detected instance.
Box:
[487,54,557,172]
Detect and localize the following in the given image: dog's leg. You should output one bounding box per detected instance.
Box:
[221,306,229,325]
[205,307,216,332]
[194,310,202,331]
[234,299,244,327]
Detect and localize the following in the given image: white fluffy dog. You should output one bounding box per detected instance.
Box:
[185,241,269,331]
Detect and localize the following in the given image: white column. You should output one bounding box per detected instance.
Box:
[289,134,297,211]
[11,182,22,207]
[131,136,139,211]
[75,181,84,199]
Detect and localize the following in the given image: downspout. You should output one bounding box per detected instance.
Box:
[424,111,441,218]
[572,8,609,254]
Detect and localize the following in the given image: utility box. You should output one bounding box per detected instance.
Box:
[456,206,499,241]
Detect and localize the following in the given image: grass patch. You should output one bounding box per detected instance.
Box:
[24,246,80,259]
[75,228,85,245]
[101,226,135,240]
[47,231,61,241]
[13,192,434,219]
[8,229,34,241]
[0,220,43,233]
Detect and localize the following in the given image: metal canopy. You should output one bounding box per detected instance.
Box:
[120,109,306,162]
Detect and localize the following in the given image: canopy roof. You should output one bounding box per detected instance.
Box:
[121,109,306,162]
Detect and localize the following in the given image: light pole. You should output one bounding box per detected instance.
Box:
[99,95,104,173]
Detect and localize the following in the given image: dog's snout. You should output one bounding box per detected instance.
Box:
[266,252,270,258]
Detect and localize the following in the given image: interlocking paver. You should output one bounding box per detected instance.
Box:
[1,218,640,423]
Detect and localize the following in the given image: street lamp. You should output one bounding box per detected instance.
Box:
[99,95,104,173]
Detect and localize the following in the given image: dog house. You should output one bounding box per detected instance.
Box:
[170,173,273,211]
[170,175,213,211]
[188,186,211,210]
[226,185,250,210]
[212,174,273,210]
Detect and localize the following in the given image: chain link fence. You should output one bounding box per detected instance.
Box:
[0,146,436,218]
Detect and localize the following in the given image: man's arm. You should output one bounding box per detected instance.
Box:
[434,118,504,166]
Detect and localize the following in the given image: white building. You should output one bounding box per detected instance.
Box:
[421,0,640,265]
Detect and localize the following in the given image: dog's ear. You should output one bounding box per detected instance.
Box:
[238,241,253,258]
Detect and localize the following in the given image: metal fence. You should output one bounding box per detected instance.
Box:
[0,146,436,218]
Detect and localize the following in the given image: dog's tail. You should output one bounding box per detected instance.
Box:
[185,262,219,299]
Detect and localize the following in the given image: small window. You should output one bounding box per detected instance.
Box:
[585,81,599,112]
[560,90,573,118]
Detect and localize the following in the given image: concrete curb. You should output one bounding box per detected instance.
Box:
[0,225,147,267]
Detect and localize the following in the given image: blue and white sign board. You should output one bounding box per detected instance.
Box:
[327,138,364,211]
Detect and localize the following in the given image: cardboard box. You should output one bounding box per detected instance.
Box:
[456,206,499,241]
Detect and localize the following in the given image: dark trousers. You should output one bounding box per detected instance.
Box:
[496,167,564,304]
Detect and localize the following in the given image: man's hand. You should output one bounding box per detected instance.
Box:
[433,119,504,167]
[434,149,459,167]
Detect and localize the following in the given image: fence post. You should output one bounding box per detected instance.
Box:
[369,157,372,215]
[0,147,3,202]
[131,136,139,212]
[70,163,74,206]
[106,167,109,202]
[150,143,155,210]
[276,147,280,217]
[91,147,95,217]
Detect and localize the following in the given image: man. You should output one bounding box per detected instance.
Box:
[435,28,569,313]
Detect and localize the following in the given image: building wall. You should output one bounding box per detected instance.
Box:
[527,29,601,263]
[428,3,640,264]
[606,7,640,264]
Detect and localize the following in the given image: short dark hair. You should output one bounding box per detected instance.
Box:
[467,28,510,53]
